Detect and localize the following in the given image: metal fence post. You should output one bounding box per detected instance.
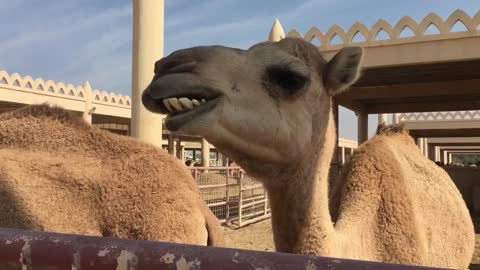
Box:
[238,175,243,227]
[225,167,230,222]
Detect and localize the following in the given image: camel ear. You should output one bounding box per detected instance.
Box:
[323,47,363,96]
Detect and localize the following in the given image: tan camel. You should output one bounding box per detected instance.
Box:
[142,37,475,268]
[0,104,224,246]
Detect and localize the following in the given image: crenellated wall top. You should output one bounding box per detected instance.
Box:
[0,70,131,107]
[285,9,480,50]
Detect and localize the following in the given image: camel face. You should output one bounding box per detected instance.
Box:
[143,38,362,164]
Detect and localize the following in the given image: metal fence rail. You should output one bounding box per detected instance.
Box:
[0,227,450,270]
[189,167,270,227]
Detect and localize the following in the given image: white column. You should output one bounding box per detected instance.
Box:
[448,153,453,164]
[416,137,424,153]
[423,138,429,158]
[268,19,285,42]
[131,0,165,147]
[82,81,93,124]
[201,138,210,167]
[434,146,440,162]
[357,111,368,144]
[377,113,387,126]
[443,150,448,164]
[167,134,174,155]
[392,113,399,124]
[341,147,346,164]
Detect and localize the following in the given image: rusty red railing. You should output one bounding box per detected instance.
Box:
[0,227,451,270]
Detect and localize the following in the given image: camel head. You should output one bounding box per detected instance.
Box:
[143,38,362,178]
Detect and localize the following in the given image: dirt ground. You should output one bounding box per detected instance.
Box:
[223,218,480,266]
[223,219,274,252]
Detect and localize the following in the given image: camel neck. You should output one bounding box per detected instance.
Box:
[265,110,336,254]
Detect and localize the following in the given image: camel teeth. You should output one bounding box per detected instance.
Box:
[178,97,193,110]
[192,99,201,106]
[201,99,206,103]
[162,99,174,112]
[168,98,183,112]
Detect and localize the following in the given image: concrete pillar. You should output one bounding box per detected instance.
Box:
[82,81,93,124]
[423,138,429,158]
[341,147,346,164]
[377,114,388,126]
[443,150,448,164]
[331,101,340,179]
[448,153,453,164]
[357,111,368,144]
[201,138,210,167]
[268,19,285,42]
[392,113,399,124]
[167,134,174,155]
[175,140,182,160]
[131,0,165,147]
[434,146,440,162]
[180,145,186,161]
[417,138,424,153]
[221,153,229,167]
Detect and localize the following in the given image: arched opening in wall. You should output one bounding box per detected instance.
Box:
[424,23,441,35]
[451,20,468,32]
[351,32,367,43]
[374,29,390,41]
[329,34,343,45]
[399,26,415,38]
[310,37,321,47]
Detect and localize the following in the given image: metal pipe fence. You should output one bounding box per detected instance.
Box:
[188,167,270,227]
[0,227,451,270]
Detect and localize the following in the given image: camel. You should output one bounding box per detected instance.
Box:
[0,104,224,246]
[142,37,475,268]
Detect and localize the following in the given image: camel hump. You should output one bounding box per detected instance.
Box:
[0,103,90,130]
[376,122,409,136]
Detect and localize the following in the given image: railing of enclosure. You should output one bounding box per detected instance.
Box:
[188,167,271,228]
[0,227,450,270]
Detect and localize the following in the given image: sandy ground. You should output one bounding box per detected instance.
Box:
[223,218,480,266]
[223,219,274,252]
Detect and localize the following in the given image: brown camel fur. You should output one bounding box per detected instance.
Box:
[142,37,475,268]
[0,104,224,246]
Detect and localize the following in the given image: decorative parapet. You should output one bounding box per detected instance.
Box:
[286,9,480,50]
[0,70,131,108]
[398,111,480,122]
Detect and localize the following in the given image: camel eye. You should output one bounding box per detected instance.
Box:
[266,65,309,95]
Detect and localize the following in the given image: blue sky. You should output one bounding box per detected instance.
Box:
[0,0,478,140]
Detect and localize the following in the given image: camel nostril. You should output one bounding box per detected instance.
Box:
[155,59,197,78]
[167,61,197,74]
